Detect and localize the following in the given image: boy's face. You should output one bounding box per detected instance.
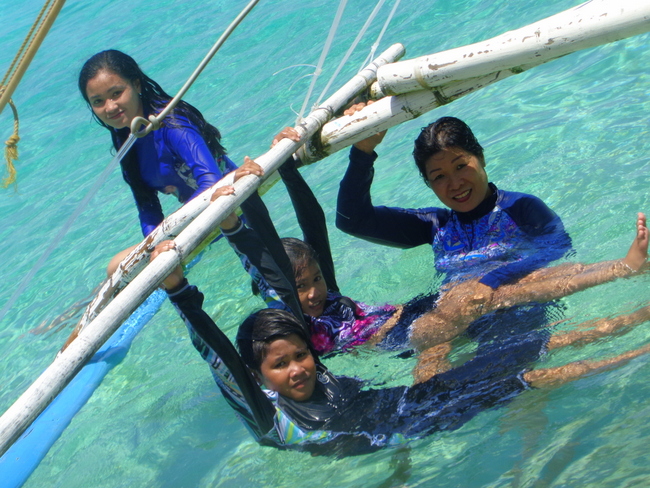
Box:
[259,334,317,402]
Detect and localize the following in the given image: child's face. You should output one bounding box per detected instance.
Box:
[259,333,317,402]
[295,261,328,317]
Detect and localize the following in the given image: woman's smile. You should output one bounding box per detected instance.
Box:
[85,69,144,130]
[425,147,491,213]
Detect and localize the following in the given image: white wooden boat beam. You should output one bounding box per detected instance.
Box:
[297,0,650,163]
[374,0,650,97]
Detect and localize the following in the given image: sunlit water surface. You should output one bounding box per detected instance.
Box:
[1,0,649,486]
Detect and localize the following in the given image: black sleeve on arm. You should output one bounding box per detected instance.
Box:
[278,156,339,293]
[336,146,435,248]
[169,285,276,438]
[239,191,309,329]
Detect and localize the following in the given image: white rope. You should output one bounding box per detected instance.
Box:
[314,0,387,108]
[296,0,348,122]
[130,0,260,137]
[358,0,401,71]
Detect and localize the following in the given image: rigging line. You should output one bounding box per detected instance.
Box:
[296,0,348,122]
[0,0,260,322]
[129,0,260,138]
[314,0,387,108]
[0,137,133,324]
[358,0,402,72]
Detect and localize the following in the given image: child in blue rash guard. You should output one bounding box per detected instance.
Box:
[151,241,650,457]
[79,50,238,237]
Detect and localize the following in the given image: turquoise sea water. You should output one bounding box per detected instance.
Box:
[1,0,649,486]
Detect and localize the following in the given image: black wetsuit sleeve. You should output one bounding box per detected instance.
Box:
[336,146,436,248]
[234,192,308,329]
[278,156,339,293]
[168,284,276,439]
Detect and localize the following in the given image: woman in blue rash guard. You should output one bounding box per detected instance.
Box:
[79,49,238,237]
[335,110,578,371]
[150,234,650,458]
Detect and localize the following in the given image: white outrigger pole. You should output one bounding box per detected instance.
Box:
[1,0,649,458]
[298,0,650,162]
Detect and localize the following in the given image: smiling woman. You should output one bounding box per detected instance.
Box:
[85,70,144,130]
[78,49,237,238]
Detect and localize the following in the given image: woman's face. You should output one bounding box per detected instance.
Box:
[85,69,143,130]
[424,147,491,213]
[259,334,317,402]
[295,261,328,318]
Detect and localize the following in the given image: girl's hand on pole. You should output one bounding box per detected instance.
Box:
[272,127,300,147]
[234,156,264,182]
[150,240,184,290]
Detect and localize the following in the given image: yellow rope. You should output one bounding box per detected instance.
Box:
[2,97,19,189]
[0,0,66,189]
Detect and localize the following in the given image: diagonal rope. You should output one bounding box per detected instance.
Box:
[314,0,387,108]
[296,0,348,122]
[358,0,402,71]
[129,0,260,138]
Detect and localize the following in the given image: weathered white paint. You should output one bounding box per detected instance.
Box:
[0,43,406,457]
[297,0,650,163]
[374,0,650,97]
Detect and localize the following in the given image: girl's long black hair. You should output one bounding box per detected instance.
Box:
[78,50,226,199]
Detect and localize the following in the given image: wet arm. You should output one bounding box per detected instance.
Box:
[336,146,437,248]
[278,155,339,292]
[167,283,276,439]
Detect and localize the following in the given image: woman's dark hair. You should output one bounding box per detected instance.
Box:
[236,308,317,372]
[412,117,484,185]
[78,50,226,201]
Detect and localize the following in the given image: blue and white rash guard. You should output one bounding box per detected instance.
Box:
[336,146,572,289]
[120,115,237,236]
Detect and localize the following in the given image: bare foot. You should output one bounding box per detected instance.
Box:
[623,212,648,272]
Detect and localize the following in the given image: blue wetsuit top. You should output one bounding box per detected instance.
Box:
[168,282,542,457]
[120,115,237,236]
[336,147,572,289]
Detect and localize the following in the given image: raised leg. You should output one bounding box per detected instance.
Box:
[410,213,647,351]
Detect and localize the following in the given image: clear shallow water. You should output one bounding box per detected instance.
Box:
[1,0,649,486]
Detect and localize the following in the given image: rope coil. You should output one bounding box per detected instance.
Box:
[2,97,20,189]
